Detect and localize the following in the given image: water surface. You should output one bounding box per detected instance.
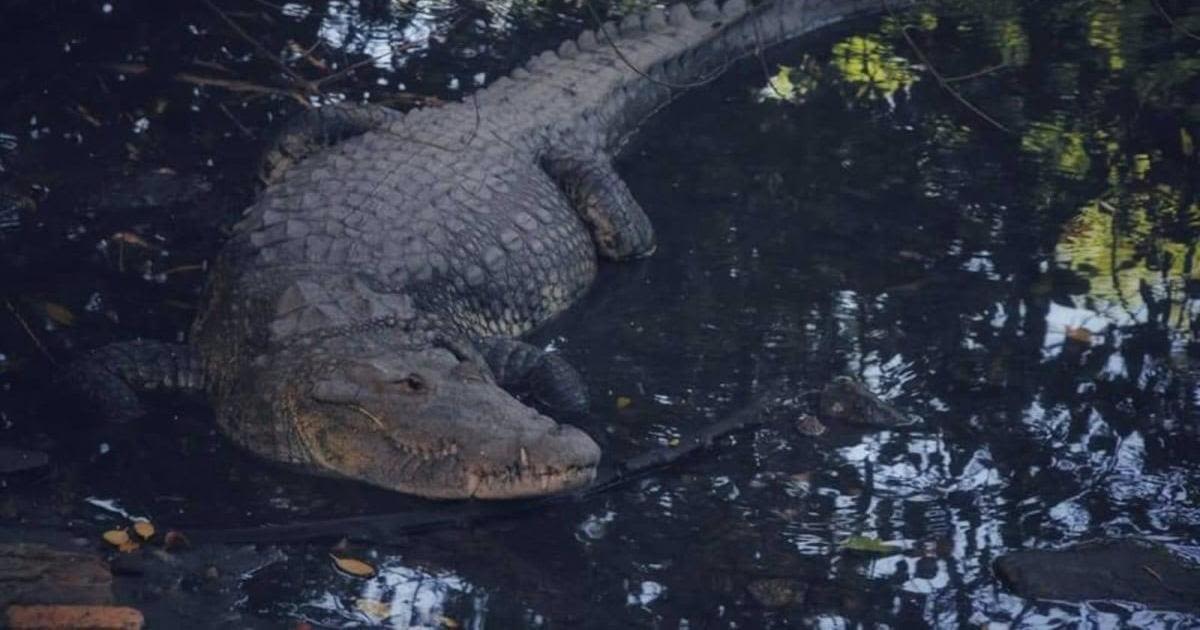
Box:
[1,0,1199,627]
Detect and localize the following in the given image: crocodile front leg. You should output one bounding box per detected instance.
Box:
[258,103,402,186]
[477,337,589,414]
[542,151,656,260]
[62,340,205,421]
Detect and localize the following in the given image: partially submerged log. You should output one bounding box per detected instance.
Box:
[994,540,1200,612]
[5,605,143,630]
[0,447,49,474]
[0,543,112,608]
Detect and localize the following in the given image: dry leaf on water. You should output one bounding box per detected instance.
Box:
[102,529,139,553]
[132,521,154,540]
[102,530,130,547]
[616,396,633,410]
[330,554,375,578]
[111,231,155,249]
[42,302,76,326]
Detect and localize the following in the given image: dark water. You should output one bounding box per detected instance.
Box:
[2,0,1199,627]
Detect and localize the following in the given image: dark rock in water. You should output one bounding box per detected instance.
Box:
[746,578,807,608]
[109,543,286,627]
[819,377,917,428]
[0,447,49,474]
[994,540,1200,611]
[85,168,211,211]
[795,414,827,437]
[0,543,113,607]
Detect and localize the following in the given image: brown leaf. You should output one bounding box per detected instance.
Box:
[43,302,76,326]
[110,231,154,249]
[101,530,130,547]
[615,396,633,410]
[5,605,144,629]
[439,616,461,628]
[330,554,375,578]
[131,521,154,540]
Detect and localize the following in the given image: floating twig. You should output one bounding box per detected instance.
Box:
[880,0,1013,134]
[582,0,730,90]
[4,300,57,366]
[173,72,309,106]
[943,62,1010,83]
[201,0,319,96]
[1150,0,1200,42]
[217,102,254,138]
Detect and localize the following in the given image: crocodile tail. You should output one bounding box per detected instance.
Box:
[476,0,908,149]
[580,0,911,146]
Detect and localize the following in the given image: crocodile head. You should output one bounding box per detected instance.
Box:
[278,346,600,499]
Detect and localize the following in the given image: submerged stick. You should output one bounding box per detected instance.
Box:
[187,378,808,544]
[880,0,1013,134]
[4,300,57,366]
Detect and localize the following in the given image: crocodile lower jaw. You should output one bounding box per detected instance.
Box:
[465,463,596,499]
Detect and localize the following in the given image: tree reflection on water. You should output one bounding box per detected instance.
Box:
[0,0,1198,627]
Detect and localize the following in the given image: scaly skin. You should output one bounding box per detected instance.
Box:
[72,0,901,499]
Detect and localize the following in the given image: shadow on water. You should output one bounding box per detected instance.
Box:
[1,0,1199,627]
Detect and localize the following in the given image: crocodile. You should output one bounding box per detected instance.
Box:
[67,0,901,499]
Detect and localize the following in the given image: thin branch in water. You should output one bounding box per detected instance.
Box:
[880,0,1013,134]
[750,3,789,101]
[1150,0,1200,42]
[174,72,310,107]
[249,0,286,12]
[582,0,729,90]
[217,102,254,137]
[943,62,1010,83]
[313,51,391,88]
[4,300,57,366]
[161,263,209,276]
[101,62,309,105]
[202,0,319,95]
[189,59,235,75]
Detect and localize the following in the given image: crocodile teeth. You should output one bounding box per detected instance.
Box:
[519,447,529,468]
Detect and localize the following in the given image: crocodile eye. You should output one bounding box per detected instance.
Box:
[393,374,427,394]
